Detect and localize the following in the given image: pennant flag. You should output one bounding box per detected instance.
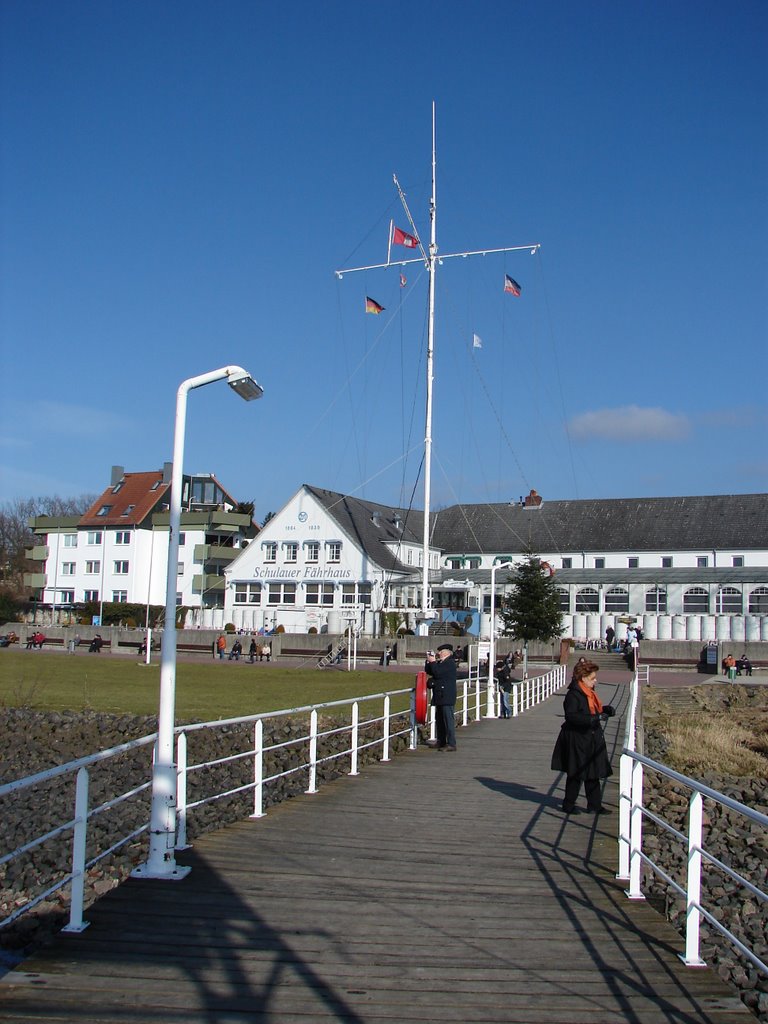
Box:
[472,333,483,349]
[399,273,407,288]
[365,296,384,315]
[504,274,522,296]
[392,225,419,248]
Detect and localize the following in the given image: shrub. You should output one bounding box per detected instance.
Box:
[224,623,236,634]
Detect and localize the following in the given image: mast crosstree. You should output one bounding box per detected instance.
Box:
[334,103,540,631]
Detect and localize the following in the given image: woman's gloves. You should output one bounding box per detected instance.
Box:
[601,705,616,719]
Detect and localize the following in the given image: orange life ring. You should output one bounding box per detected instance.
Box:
[415,671,429,725]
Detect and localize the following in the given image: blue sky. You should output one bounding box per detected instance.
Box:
[1,1,766,521]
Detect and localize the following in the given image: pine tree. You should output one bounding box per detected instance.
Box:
[499,554,562,674]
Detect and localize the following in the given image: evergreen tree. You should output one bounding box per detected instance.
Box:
[499,554,562,673]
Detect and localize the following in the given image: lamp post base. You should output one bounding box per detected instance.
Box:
[131,861,191,881]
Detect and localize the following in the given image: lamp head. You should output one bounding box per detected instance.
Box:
[227,372,264,402]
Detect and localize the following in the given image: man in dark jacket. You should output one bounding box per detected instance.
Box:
[425,643,458,751]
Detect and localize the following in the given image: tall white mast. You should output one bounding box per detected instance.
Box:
[334,104,539,631]
[421,102,437,621]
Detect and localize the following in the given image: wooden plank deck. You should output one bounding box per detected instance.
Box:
[0,678,751,1023]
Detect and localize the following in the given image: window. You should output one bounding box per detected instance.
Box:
[112,590,127,603]
[268,583,296,605]
[178,533,185,546]
[561,557,572,569]
[264,542,277,562]
[327,542,341,562]
[358,584,372,606]
[112,481,123,493]
[120,505,135,517]
[62,562,76,576]
[628,557,639,569]
[341,584,358,605]
[697,556,708,568]
[556,587,570,613]
[447,557,463,570]
[97,505,112,517]
[749,587,768,614]
[575,587,599,612]
[407,550,413,565]
[661,557,673,568]
[176,592,182,607]
[177,562,184,576]
[306,542,320,562]
[594,557,605,569]
[306,583,334,606]
[234,583,262,605]
[63,534,77,547]
[58,589,74,604]
[284,543,298,563]
[115,531,131,545]
[716,587,742,614]
[604,588,629,613]
[646,586,667,612]
[87,531,102,545]
[683,587,709,613]
[467,558,480,569]
[732,556,744,568]
[85,560,100,575]
[114,560,129,575]
[84,589,99,602]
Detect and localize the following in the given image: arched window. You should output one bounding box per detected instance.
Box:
[645,586,667,613]
[556,587,570,613]
[604,587,629,613]
[748,587,768,614]
[683,587,709,614]
[575,587,599,612]
[716,587,742,614]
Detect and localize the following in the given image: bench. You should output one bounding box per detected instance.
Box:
[178,642,216,655]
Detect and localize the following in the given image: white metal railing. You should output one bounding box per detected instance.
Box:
[617,672,768,975]
[1,668,568,938]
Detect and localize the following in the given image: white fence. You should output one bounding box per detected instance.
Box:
[617,672,768,974]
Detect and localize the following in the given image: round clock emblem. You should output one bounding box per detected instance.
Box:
[298,511,308,523]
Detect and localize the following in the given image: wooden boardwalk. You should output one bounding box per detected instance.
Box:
[0,678,751,1023]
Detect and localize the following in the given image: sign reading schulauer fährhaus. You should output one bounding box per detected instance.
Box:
[251,567,353,580]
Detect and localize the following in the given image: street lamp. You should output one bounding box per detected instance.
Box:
[133,365,263,880]
[488,560,514,718]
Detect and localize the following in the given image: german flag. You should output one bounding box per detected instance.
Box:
[365,296,385,315]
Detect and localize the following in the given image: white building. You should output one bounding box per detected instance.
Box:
[25,465,257,625]
[224,486,768,642]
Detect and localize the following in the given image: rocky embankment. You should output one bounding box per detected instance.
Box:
[642,686,768,1021]
[0,707,411,966]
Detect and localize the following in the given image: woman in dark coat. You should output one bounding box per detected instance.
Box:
[551,659,615,815]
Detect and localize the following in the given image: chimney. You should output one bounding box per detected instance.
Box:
[163,462,173,484]
[110,465,124,487]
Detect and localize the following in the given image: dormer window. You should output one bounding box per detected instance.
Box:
[284,542,298,563]
[97,505,112,516]
[111,481,124,494]
[264,542,277,562]
[120,504,135,517]
[327,541,342,562]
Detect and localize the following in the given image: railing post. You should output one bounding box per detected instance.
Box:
[429,704,436,742]
[681,790,706,966]
[626,757,646,900]
[306,709,318,794]
[462,680,469,727]
[175,732,190,850]
[382,695,391,762]
[349,701,360,776]
[62,767,90,934]
[409,690,417,750]
[474,676,481,722]
[512,683,519,717]
[617,752,631,880]
[250,719,265,818]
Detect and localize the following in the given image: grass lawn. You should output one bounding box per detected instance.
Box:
[0,650,414,722]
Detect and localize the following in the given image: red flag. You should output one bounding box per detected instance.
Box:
[365,296,384,314]
[504,274,522,296]
[392,225,419,248]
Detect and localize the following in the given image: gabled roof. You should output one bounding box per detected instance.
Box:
[304,486,427,573]
[80,471,169,528]
[430,494,768,554]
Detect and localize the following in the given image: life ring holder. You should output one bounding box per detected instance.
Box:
[414,671,429,725]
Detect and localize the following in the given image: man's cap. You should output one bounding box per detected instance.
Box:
[437,643,454,652]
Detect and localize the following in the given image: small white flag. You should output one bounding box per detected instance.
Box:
[472,333,483,349]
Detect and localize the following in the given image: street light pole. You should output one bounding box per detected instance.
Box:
[488,560,514,718]
[133,365,263,880]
